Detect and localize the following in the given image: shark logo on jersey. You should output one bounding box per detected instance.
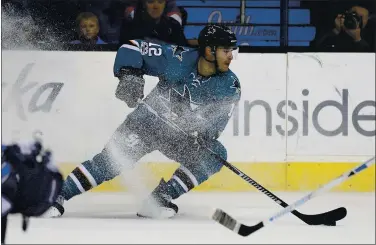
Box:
[230,76,241,94]
[190,72,211,88]
[171,45,189,62]
[158,85,201,120]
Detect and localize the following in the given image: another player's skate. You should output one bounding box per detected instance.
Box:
[137,179,178,219]
[43,195,65,217]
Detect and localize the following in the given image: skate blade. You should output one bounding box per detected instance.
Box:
[137,207,177,219]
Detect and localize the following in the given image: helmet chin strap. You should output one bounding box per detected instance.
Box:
[202,46,219,73]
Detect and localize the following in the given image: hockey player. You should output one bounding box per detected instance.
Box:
[46,24,241,219]
[1,141,63,244]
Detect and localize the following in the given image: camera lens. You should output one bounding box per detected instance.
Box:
[343,12,360,29]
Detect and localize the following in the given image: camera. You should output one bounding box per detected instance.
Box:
[343,11,363,29]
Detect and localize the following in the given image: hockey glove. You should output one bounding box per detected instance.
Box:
[115,68,145,108]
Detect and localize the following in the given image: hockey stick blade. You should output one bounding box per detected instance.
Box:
[213,156,375,237]
[212,209,263,237]
[294,206,347,225]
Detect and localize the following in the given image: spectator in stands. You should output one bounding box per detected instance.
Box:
[178,5,199,47]
[119,0,187,46]
[315,5,371,52]
[84,1,126,44]
[124,0,182,26]
[71,12,107,45]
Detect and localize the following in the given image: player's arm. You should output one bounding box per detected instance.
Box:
[113,40,168,108]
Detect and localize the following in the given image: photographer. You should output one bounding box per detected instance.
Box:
[315,6,371,52]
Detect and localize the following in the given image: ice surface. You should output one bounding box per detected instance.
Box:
[5,192,375,244]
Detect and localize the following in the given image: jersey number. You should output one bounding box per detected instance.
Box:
[141,42,162,57]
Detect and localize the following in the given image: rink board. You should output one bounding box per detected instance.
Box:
[2,51,375,192]
[58,161,375,192]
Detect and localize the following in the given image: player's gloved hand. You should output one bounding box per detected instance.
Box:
[2,141,63,217]
[115,67,145,108]
[2,141,43,168]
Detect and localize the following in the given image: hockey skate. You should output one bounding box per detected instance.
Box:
[137,179,178,219]
[43,195,65,218]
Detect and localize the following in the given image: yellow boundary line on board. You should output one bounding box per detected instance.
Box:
[57,162,375,192]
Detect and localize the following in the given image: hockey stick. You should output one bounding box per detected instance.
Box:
[212,156,375,236]
[209,153,346,225]
[138,100,346,225]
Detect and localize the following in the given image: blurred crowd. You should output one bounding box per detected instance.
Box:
[1,0,375,52]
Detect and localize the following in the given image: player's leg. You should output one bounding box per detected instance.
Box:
[46,121,153,217]
[165,140,226,200]
[138,140,226,218]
